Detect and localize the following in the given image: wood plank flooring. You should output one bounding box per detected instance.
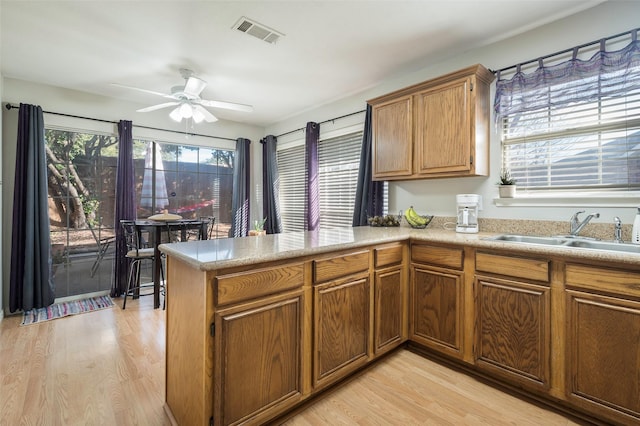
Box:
[1,296,587,426]
[0,295,171,426]
[282,350,586,425]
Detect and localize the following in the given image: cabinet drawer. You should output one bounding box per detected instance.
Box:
[411,244,463,270]
[566,263,640,299]
[476,252,549,283]
[215,263,304,305]
[313,250,369,283]
[375,245,403,268]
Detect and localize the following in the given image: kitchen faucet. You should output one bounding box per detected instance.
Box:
[569,210,600,237]
[614,216,623,243]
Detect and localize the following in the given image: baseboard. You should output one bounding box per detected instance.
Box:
[0,308,4,322]
[54,290,110,304]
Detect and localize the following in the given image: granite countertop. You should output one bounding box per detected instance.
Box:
[159,224,640,271]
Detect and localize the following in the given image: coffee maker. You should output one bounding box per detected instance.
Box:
[456,194,482,233]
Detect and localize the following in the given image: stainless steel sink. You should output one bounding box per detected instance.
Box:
[562,239,640,254]
[486,234,640,254]
[487,235,569,245]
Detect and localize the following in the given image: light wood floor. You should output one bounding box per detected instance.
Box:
[0,295,171,426]
[1,296,587,426]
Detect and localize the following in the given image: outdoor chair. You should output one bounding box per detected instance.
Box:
[198,216,216,240]
[88,221,116,278]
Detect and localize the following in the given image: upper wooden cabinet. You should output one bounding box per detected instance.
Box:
[368,64,495,180]
[371,95,413,178]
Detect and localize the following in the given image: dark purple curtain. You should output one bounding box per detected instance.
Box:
[229,138,251,237]
[304,122,320,231]
[261,135,282,234]
[9,103,55,312]
[111,120,136,297]
[353,104,385,226]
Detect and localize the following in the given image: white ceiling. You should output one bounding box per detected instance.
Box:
[1,0,603,127]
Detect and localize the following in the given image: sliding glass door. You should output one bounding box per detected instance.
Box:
[46,131,235,299]
[46,129,118,298]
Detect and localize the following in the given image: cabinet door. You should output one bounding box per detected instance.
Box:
[475,276,550,391]
[372,96,413,179]
[314,275,370,388]
[414,77,471,175]
[215,291,304,426]
[374,266,405,356]
[410,265,463,359]
[566,289,640,422]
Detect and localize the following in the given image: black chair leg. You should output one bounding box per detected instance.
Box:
[123,259,136,310]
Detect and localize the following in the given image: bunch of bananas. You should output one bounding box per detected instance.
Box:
[404,206,433,229]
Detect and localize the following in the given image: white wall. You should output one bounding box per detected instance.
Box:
[1,79,264,314]
[266,1,640,227]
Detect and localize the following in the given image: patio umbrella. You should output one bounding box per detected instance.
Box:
[140,143,169,210]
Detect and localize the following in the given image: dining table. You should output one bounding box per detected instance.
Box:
[134,218,207,308]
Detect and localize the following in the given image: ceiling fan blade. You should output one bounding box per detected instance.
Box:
[199,99,253,112]
[137,102,180,113]
[111,83,175,99]
[194,105,218,123]
[184,76,207,97]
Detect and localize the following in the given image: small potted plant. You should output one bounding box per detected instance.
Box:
[498,169,517,198]
[248,217,267,236]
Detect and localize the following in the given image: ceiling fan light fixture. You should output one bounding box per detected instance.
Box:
[192,108,205,123]
[179,103,193,118]
[118,69,253,124]
[169,107,183,122]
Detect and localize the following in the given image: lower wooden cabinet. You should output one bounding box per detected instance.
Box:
[566,290,640,422]
[374,266,405,355]
[313,274,370,389]
[167,237,640,426]
[410,265,463,358]
[475,276,550,391]
[214,290,304,426]
[565,262,640,424]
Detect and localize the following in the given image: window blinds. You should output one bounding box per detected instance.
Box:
[317,132,363,229]
[277,131,363,232]
[497,30,640,191]
[277,144,306,232]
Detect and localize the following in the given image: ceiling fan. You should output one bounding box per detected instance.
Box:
[113,69,253,123]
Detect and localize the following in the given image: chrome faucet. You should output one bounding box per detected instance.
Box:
[569,210,600,236]
[614,216,623,243]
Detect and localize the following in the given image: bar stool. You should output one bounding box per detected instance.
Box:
[121,220,165,309]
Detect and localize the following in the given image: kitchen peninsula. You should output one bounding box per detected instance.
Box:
[160,225,640,426]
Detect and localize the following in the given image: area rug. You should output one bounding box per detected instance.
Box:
[21,295,114,326]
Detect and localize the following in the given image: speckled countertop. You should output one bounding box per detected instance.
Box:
[160,221,640,271]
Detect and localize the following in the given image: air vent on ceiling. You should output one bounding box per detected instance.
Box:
[233,16,284,44]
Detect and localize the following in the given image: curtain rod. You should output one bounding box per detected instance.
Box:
[276,109,367,138]
[492,27,639,75]
[4,103,237,141]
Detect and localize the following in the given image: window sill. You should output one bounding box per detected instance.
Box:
[493,192,640,208]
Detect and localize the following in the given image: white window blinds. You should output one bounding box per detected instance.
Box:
[501,86,640,191]
[497,31,640,192]
[318,132,362,229]
[277,144,306,232]
[277,131,364,232]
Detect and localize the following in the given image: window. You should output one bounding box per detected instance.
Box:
[318,132,364,228]
[278,144,306,232]
[496,31,640,193]
[277,131,369,232]
[45,129,235,299]
[133,140,234,238]
[46,128,118,298]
